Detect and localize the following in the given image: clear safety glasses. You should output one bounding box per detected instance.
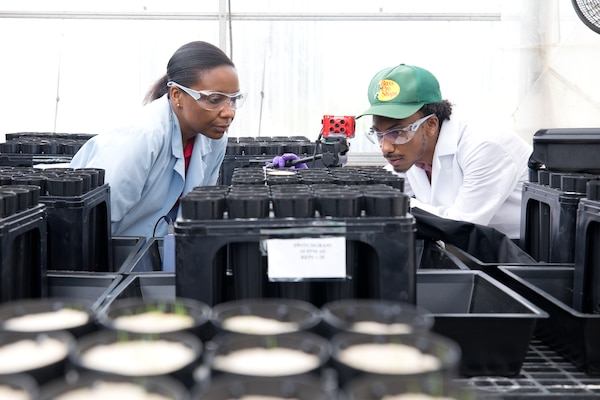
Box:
[167,81,247,111]
[365,114,435,146]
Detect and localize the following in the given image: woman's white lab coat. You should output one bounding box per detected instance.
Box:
[69,94,227,239]
[391,114,532,239]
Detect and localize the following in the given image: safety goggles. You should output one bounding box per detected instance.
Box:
[365,114,435,146]
[167,81,246,111]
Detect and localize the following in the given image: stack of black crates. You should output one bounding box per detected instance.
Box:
[0,166,112,270]
[0,182,46,302]
[522,128,600,313]
[175,166,414,307]
[0,132,114,306]
[0,132,94,167]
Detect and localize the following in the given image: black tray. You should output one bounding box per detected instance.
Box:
[98,273,176,314]
[106,266,545,377]
[444,243,572,282]
[84,267,600,397]
[123,237,166,274]
[417,270,548,377]
[417,239,470,270]
[111,236,145,273]
[46,272,122,312]
[497,265,600,376]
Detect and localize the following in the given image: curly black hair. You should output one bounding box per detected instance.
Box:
[420,100,454,124]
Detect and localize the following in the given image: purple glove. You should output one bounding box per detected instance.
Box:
[269,153,308,169]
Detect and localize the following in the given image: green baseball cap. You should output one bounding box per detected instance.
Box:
[357,64,442,120]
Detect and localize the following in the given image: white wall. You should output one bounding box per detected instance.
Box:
[1,0,599,156]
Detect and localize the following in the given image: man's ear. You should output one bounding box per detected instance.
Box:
[425,115,440,137]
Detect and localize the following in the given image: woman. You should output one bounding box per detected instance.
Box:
[70,41,245,239]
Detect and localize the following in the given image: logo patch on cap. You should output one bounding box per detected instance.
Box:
[375,79,400,102]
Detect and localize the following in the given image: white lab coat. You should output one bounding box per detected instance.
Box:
[387,114,531,239]
[69,94,227,239]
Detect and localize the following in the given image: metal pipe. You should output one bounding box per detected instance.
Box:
[0,11,501,22]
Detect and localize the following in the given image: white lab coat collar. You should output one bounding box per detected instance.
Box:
[407,115,460,204]
[185,134,215,194]
[166,105,226,196]
[168,105,185,177]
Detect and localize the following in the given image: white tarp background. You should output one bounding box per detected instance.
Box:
[0,0,599,159]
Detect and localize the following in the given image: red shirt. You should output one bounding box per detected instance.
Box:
[172,138,195,212]
[184,138,194,175]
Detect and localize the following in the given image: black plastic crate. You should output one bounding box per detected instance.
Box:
[573,196,600,313]
[46,271,122,312]
[0,154,37,168]
[129,237,467,279]
[0,132,94,162]
[0,134,92,167]
[529,128,600,174]
[175,216,416,307]
[41,183,112,271]
[520,181,586,263]
[4,132,95,142]
[498,265,600,376]
[0,203,47,303]
[416,270,547,377]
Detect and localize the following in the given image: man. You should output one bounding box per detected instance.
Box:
[358,64,532,239]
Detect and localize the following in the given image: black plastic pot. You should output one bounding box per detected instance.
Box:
[193,375,336,400]
[0,298,97,339]
[210,298,321,337]
[320,298,433,339]
[0,373,39,399]
[0,331,76,385]
[70,329,203,389]
[39,373,190,400]
[97,297,212,341]
[206,332,330,380]
[330,331,461,387]
[342,373,487,400]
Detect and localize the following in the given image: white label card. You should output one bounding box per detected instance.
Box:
[266,236,346,280]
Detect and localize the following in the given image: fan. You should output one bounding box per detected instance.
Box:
[572,0,600,34]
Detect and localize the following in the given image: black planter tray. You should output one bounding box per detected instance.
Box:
[416,270,548,377]
[98,273,175,314]
[497,265,600,376]
[46,272,122,312]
